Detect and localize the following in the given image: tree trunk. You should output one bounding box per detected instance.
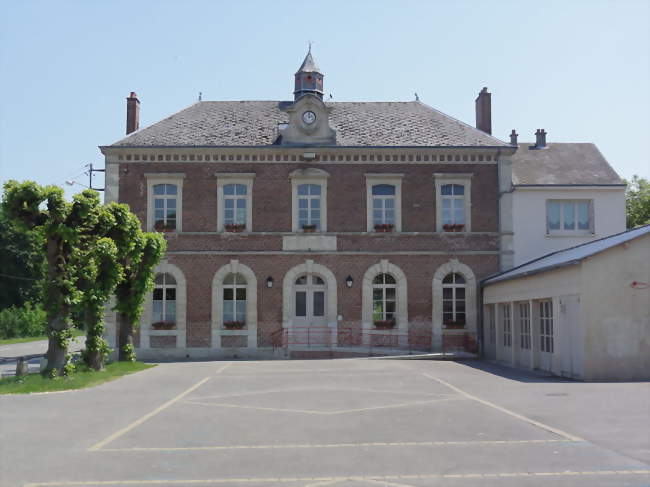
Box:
[117,312,134,361]
[43,313,69,376]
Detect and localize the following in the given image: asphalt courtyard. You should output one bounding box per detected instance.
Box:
[1,359,649,487]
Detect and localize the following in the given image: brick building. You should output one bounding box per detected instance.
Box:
[101,50,516,359]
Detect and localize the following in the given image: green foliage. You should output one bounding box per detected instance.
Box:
[625,175,650,229]
[121,343,137,362]
[0,362,156,394]
[0,207,45,309]
[0,302,47,339]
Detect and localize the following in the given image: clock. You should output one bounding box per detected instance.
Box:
[302,110,316,125]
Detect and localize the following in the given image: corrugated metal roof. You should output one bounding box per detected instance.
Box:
[483,224,650,285]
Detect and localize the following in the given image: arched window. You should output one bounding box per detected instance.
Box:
[442,273,465,327]
[441,184,465,226]
[372,273,396,325]
[223,273,247,326]
[153,273,176,328]
[153,184,178,231]
[223,184,248,227]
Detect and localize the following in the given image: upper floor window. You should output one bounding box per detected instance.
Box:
[223,273,247,326]
[372,273,396,325]
[216,173,255,232]
[290,168,329,232]
[297,184,322,231]
[547,200,593,234]
[146,173,184,232]
[434,173,472,232]
[153,184,177,232]
[441,184,465,228]
[153,273,176,328]
[372,185,396,229]
[442,273,466,327]
[223,184,248,228]
[365,174,403,232]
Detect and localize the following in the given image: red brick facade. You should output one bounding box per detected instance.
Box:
[116,157,502,356]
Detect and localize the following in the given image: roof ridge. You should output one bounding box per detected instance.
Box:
[414,99,510,146]
[482,224,650,284]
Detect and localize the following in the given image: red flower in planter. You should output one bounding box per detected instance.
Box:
[302,224,317,233]
[224,223,245,233]
[374,223,394,233]
[151,321,177,330]
[373,319,396,329]
[223,321,246,329]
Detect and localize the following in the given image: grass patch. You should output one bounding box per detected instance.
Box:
[0,328,85,346]
[0,361,156,394]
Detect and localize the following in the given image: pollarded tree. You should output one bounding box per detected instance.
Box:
[106,203,166,361]
[625,175,650,228]
[2,181,102,375]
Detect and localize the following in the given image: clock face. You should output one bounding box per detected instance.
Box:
[302,111,317,125]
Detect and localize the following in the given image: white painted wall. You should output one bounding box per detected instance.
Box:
[580,235,650,381]
[483,232,650,381]
[512,187,625,265]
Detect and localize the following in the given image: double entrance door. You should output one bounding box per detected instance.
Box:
[292,274,329,346]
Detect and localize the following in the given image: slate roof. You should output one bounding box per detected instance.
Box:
[109,101,510,148]
[483,224,650,285]
[511,143,624,185]
[296,51,321,74]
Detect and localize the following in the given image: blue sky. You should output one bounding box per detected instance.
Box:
[1,0,648,199]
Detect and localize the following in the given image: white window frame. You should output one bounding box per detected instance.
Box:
[546,199,594,235]
[296,183,323,230]
[365,174,403,232]
[216,173,255,232]
[539,300,554,353]
[290,168,329,233]
[501,303,512,348]
[222,273,248,326]
[442,273,466,327]
[488,304,496,345]
[434,173,473,232]
[145,173,185,232]
[371,273,397,323]
[518,302,531,350]
[152,273,177,326]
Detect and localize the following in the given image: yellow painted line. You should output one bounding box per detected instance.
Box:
[87,372,216,451]
[181,396,465,415]
[420,372,584,442]
[23,470,650,486]
[95,438,572,452]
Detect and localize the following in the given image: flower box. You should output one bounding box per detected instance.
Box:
[442,224,465,233]
[224,223,246,233]
[302,224,317,233]
[444,320,466,329]
[154,222,176,233]
[374,223,394,233]
[151,321,176,330]
[223,321,246,329]
[373,319,396,329]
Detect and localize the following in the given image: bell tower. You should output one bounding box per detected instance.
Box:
[294,47,323,101]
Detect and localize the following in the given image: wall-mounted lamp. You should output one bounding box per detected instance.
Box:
[266,276,274,288]
[345,275,354,288]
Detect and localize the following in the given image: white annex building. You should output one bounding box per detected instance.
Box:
[482,224,650,381]
[508,130,626,265]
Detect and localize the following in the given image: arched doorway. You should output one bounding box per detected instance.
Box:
[283,260,338,348]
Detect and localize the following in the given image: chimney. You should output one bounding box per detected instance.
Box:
[534,128,547,149]
[509,129,519,146]
[126,92,140,135]
[475,87,492,135]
